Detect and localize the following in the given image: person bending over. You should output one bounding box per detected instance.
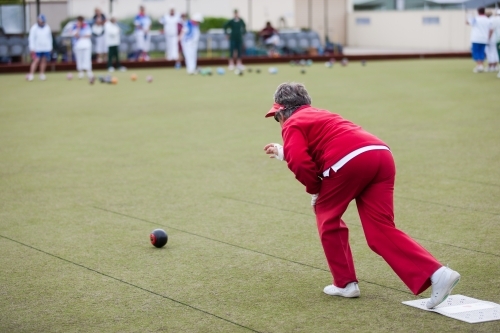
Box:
[263,82,460,309]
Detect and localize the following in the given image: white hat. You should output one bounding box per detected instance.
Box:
[192,13,204,23]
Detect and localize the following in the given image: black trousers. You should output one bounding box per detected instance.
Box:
[107,46,121,68]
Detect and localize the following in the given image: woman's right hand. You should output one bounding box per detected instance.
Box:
[264,143,279,158]
[264,143,285,161]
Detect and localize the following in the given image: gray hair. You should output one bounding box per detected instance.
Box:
[273,82,311,121]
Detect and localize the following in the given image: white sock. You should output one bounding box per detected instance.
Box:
[431,266,446,284]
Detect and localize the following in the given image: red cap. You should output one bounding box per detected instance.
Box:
[265,103,285,118]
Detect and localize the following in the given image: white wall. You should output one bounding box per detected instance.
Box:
[20,0,68,32]
[348,10,472,51]
[68,0,295,31]
[295,0,347,45]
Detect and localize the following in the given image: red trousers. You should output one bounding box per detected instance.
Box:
[314,149,442,295]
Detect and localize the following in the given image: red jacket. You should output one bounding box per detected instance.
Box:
[282,106,388,194]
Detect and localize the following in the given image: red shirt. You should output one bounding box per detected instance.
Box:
[282,106,388,194]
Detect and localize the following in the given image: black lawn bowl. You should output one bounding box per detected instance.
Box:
[150,229,168,248]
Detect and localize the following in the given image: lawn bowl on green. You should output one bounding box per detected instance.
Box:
[150,229,168,248]
[216,67,225,75]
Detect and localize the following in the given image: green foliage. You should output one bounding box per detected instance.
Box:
[118,17,162,35]
[60,17,78,31]
[57,15,228,35]
[118,18,135,35]
[0,0,21,4]
[150,19,163,31]
[199,17,229,33]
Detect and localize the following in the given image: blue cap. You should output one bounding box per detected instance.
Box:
[38,14,46,23]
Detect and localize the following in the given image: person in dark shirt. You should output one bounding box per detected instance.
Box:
[259,21,280,56]
[259,21,277,40]
[223,9,246,70]
[92,7,106,23]
[177,13,187,68]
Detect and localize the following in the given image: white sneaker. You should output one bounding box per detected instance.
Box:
[27,74,34,81]
[426,267,460,309]
[323,282,360,298]
[78,72,84,79]
[473,66,484,73]
[108,67,115,72]
[228,64,235,71]
[119,66,127,72]
[39,74,46,81]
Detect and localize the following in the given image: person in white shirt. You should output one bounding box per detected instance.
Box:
[485,11,499,72]
[134,6,152,61]
[159,8,181,65]
[467,7,494,73]
[105,17,125,72]
[72,16,93,79]
[181,13,203,75]
[490,10,500,78]
[495,11,500,55]
[27,14,52,81]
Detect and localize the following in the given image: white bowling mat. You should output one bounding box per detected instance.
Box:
[402,295,500,323]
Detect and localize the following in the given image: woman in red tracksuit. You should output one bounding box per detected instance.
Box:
[263,82,460,309]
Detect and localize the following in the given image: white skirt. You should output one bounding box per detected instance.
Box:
[486,39,499,64]
[94,35,107,54]
[166,34,179,60]
[181,39,198,74]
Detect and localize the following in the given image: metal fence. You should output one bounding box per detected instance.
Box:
[0,30,324,63]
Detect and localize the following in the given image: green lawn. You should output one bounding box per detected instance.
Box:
[0,59,499,333]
